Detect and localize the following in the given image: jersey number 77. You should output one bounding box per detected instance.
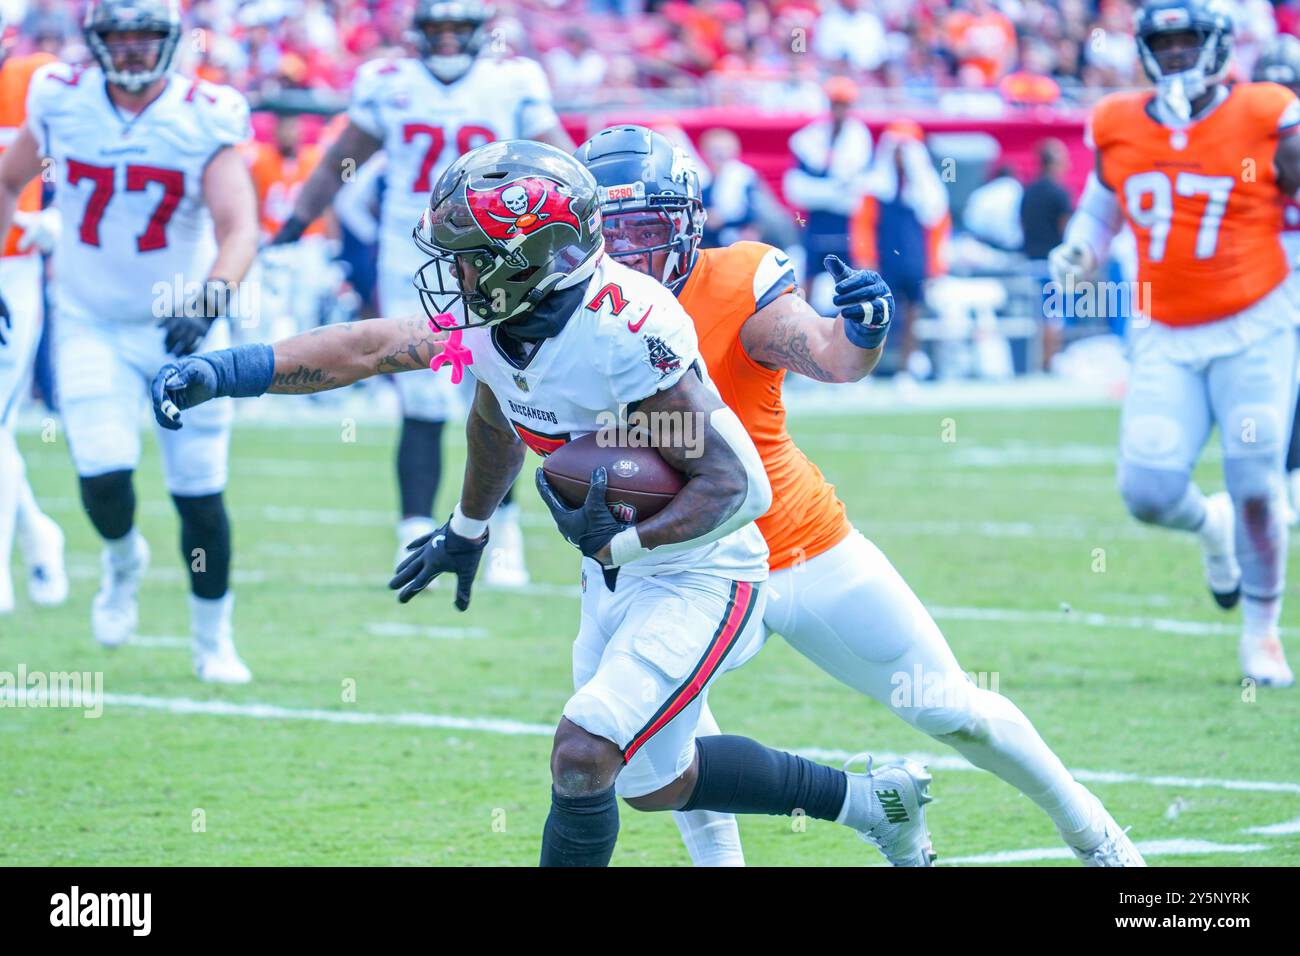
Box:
[67,159,185,252]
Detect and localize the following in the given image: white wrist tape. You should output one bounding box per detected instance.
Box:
[609,526,651,567]
[450,503,489,540]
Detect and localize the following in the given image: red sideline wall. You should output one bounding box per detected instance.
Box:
[254,106,1090,200]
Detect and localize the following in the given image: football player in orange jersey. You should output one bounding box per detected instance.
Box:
[1052,0,1300,687]
[575,125,1145,866]
[0,11,68,614]
[1252,35,1300,527]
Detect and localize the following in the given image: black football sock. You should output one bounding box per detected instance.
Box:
[539,786,620,867]
[172,492,231,599]
[1288,390,1300,472]
[396,418,443,519]
[680,735,847,822]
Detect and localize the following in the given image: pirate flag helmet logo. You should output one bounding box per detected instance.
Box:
[413,140,604,332]
[467,177,585,241]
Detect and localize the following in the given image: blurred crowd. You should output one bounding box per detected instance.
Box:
[3,0,1300,110]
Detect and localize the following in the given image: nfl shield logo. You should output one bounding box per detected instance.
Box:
[610,502,637,524]
[513,372,529,392]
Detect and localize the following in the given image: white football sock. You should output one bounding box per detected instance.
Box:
[933,687,1099,846]
[670,702,746,866]
[190,592,233,650]
[106,528,144,569]
[1243,594,1282,635]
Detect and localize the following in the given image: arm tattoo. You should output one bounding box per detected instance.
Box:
[460,384,524,521]
[630,371,746,551]
[373,318,442,374]
[762,313,837,382]
[270,365,339,394]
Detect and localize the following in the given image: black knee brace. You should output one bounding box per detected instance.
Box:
[79,470,136,541]
[172,492,231,599]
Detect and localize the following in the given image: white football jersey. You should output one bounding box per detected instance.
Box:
[26,64,251,325]
[347,55,559,309]
[463,258,770,582]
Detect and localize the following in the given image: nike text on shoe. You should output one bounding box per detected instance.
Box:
[845,754,936,867]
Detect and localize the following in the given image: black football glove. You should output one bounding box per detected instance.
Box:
[152,357,220,430]
[535,466,631,563]
[388,518,489,608]
[825,255,894,349]
[0,288,10,348]
[159,279,231,356]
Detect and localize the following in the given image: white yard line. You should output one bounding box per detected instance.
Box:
[939,839,1268,865]
[365,622,486,640]
[1242,817,1300,836]
[8,691,1296,798]
[49,562,1294,638]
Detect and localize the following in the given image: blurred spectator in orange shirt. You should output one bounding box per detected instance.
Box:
[944,0,1016,85]
[247,113,326,241]
[1000,38,1061,106]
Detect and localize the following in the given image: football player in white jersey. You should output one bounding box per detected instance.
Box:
[0,0,259,682]
[151,141,943,867]
[0,10,68,614]
[270,0,572,585]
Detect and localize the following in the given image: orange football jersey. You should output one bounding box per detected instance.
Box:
[679,241,851,572]
[1092,82,1298,325]
[246,141,326,238]
[0,52,56,258]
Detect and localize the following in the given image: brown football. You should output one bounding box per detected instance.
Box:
[542,432,686,523]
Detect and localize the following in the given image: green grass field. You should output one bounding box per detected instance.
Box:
[3,401,1298,866]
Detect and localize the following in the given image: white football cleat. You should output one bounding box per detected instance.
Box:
[1198,492,1241,610]
[1067,797,1146,867]
[21,512,68,607]
[92,534,149,648]
[484,503,530,588]
[1239,630,1294,688]
[192,594,251,684]
[844,754,936,867]
[394,516,438,579]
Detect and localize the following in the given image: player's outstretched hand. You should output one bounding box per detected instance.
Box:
[0,289,10,348]
[535,466,630,562]
[389,519,488,609]
[825,255,894,340]
[1047,240,1095,287]
[152,357,219,430]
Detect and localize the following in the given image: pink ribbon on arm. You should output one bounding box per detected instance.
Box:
[427,313,473,385]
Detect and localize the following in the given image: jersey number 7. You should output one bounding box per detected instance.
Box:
[1124,170,1234,262]
[67,159,185,252]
